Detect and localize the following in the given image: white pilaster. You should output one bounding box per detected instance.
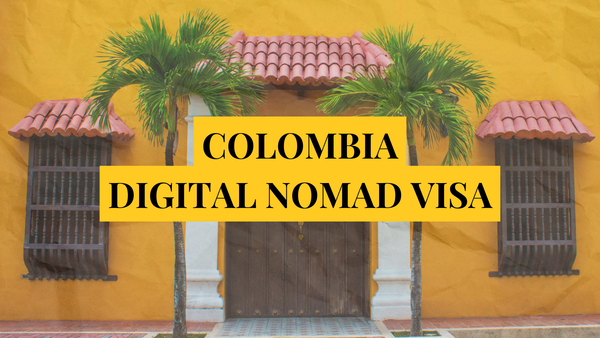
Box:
[371,221,411,320]
[185,95,224,322]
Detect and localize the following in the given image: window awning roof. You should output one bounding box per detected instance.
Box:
[475,100,594,142]
[226,31,391,86]
[8,98,134,140]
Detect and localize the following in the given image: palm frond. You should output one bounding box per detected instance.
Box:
[177,9,229,45]
[86,65,145,130]
[316,68,388,115]
[87,9,264,147]
[319,25,495,166]
[135,67,171,145]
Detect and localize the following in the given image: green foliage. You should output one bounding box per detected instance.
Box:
[317,25,494,165]
[86,9,264,146]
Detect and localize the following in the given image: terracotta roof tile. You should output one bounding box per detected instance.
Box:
[476,100,594,142]
[280,54,291,66]
[305,53,316,66]
[280,43,291,55]
[227,31,391,86]
[340,43,352,56]
[280,35,292,44]
[292,53,303,66]
[305,42,317,56]
[9,98,134,141]
[255,42,268,55]
[317,42,328,55]
[256,36,268,44]
[255,52,267,66]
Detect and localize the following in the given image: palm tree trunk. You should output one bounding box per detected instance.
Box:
[166,130,176,166]
[408,129,423,337]
[166,129,187,338]
[173,220,187,338]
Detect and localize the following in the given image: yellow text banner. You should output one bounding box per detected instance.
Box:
[99,117,500,222]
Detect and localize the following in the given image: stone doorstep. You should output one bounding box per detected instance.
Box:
[203,319,456,338]
[206,317,393,338]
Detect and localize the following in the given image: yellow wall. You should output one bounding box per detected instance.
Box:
[1,0,600,320]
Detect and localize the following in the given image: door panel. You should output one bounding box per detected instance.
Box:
[267,223,285,316]
[327,222,345,316]
[248,222,267,316]
[225,222,369,318]
[226,222,249,317]
[346,222,366,315]
[284,222,300,316]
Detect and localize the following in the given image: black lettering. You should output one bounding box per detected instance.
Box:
[378,183,401,208]
[257,133,276,159]
[110,183,134,208]
[352,183,375,208]
[321,183,350,208]
[137,183,147,208]
[278,133,303,159]
[340,133,360,159]
[437,183,446,208]
[375,134,398,159]
[363,133,373,159]
[469,183,492,208]
[267,183,289,208]
[307,134,335,159]
[150,182,173,209]
[189,183,211,208]
[237,183,257,208]
[176,183,186,208]
[412,183,436,208]
[228,133,254,159]
[292,182,317,209]
[212,183,235,208]
[203,133,225,159]
[449,182,468,209]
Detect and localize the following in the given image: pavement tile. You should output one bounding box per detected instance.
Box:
[2,315,600,336]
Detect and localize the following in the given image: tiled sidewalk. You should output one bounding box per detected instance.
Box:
[0,321,215,338]
[384,314,600,330]
[1,314,600,337]
[0,335,145,338]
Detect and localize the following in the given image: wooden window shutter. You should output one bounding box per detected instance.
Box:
[22,135,117,281]
[490,138,578,277]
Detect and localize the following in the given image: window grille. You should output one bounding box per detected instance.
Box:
[490,138,578,277]
[23,135,116,281]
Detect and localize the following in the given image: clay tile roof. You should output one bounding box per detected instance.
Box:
[476,100,594,142]
[9,98,135,141]
[227,31,390,86]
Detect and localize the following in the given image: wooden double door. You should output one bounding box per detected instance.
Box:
[225,222,369,318]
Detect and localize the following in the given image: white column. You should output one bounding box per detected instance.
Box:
[371,221,411,320]
[185,95,224,322]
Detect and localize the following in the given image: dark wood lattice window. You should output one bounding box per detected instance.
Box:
[23,135,117,281]
[490,138,578,277]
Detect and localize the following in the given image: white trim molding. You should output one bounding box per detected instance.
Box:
[371,221,411,320]
[185,96,224,322]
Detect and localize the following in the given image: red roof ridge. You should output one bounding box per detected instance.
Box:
[9,99,134,141]
[225,30,391,86]
[476,100,594,142]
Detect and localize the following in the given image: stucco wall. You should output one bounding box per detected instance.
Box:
[1,0,599,320]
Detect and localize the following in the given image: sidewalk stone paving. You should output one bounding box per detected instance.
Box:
[0,321,214,338]
[1,314,600,337]
[384,314,600,330]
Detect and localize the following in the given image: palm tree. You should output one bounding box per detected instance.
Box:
[317,26,494,336]
[85,10,263,338]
